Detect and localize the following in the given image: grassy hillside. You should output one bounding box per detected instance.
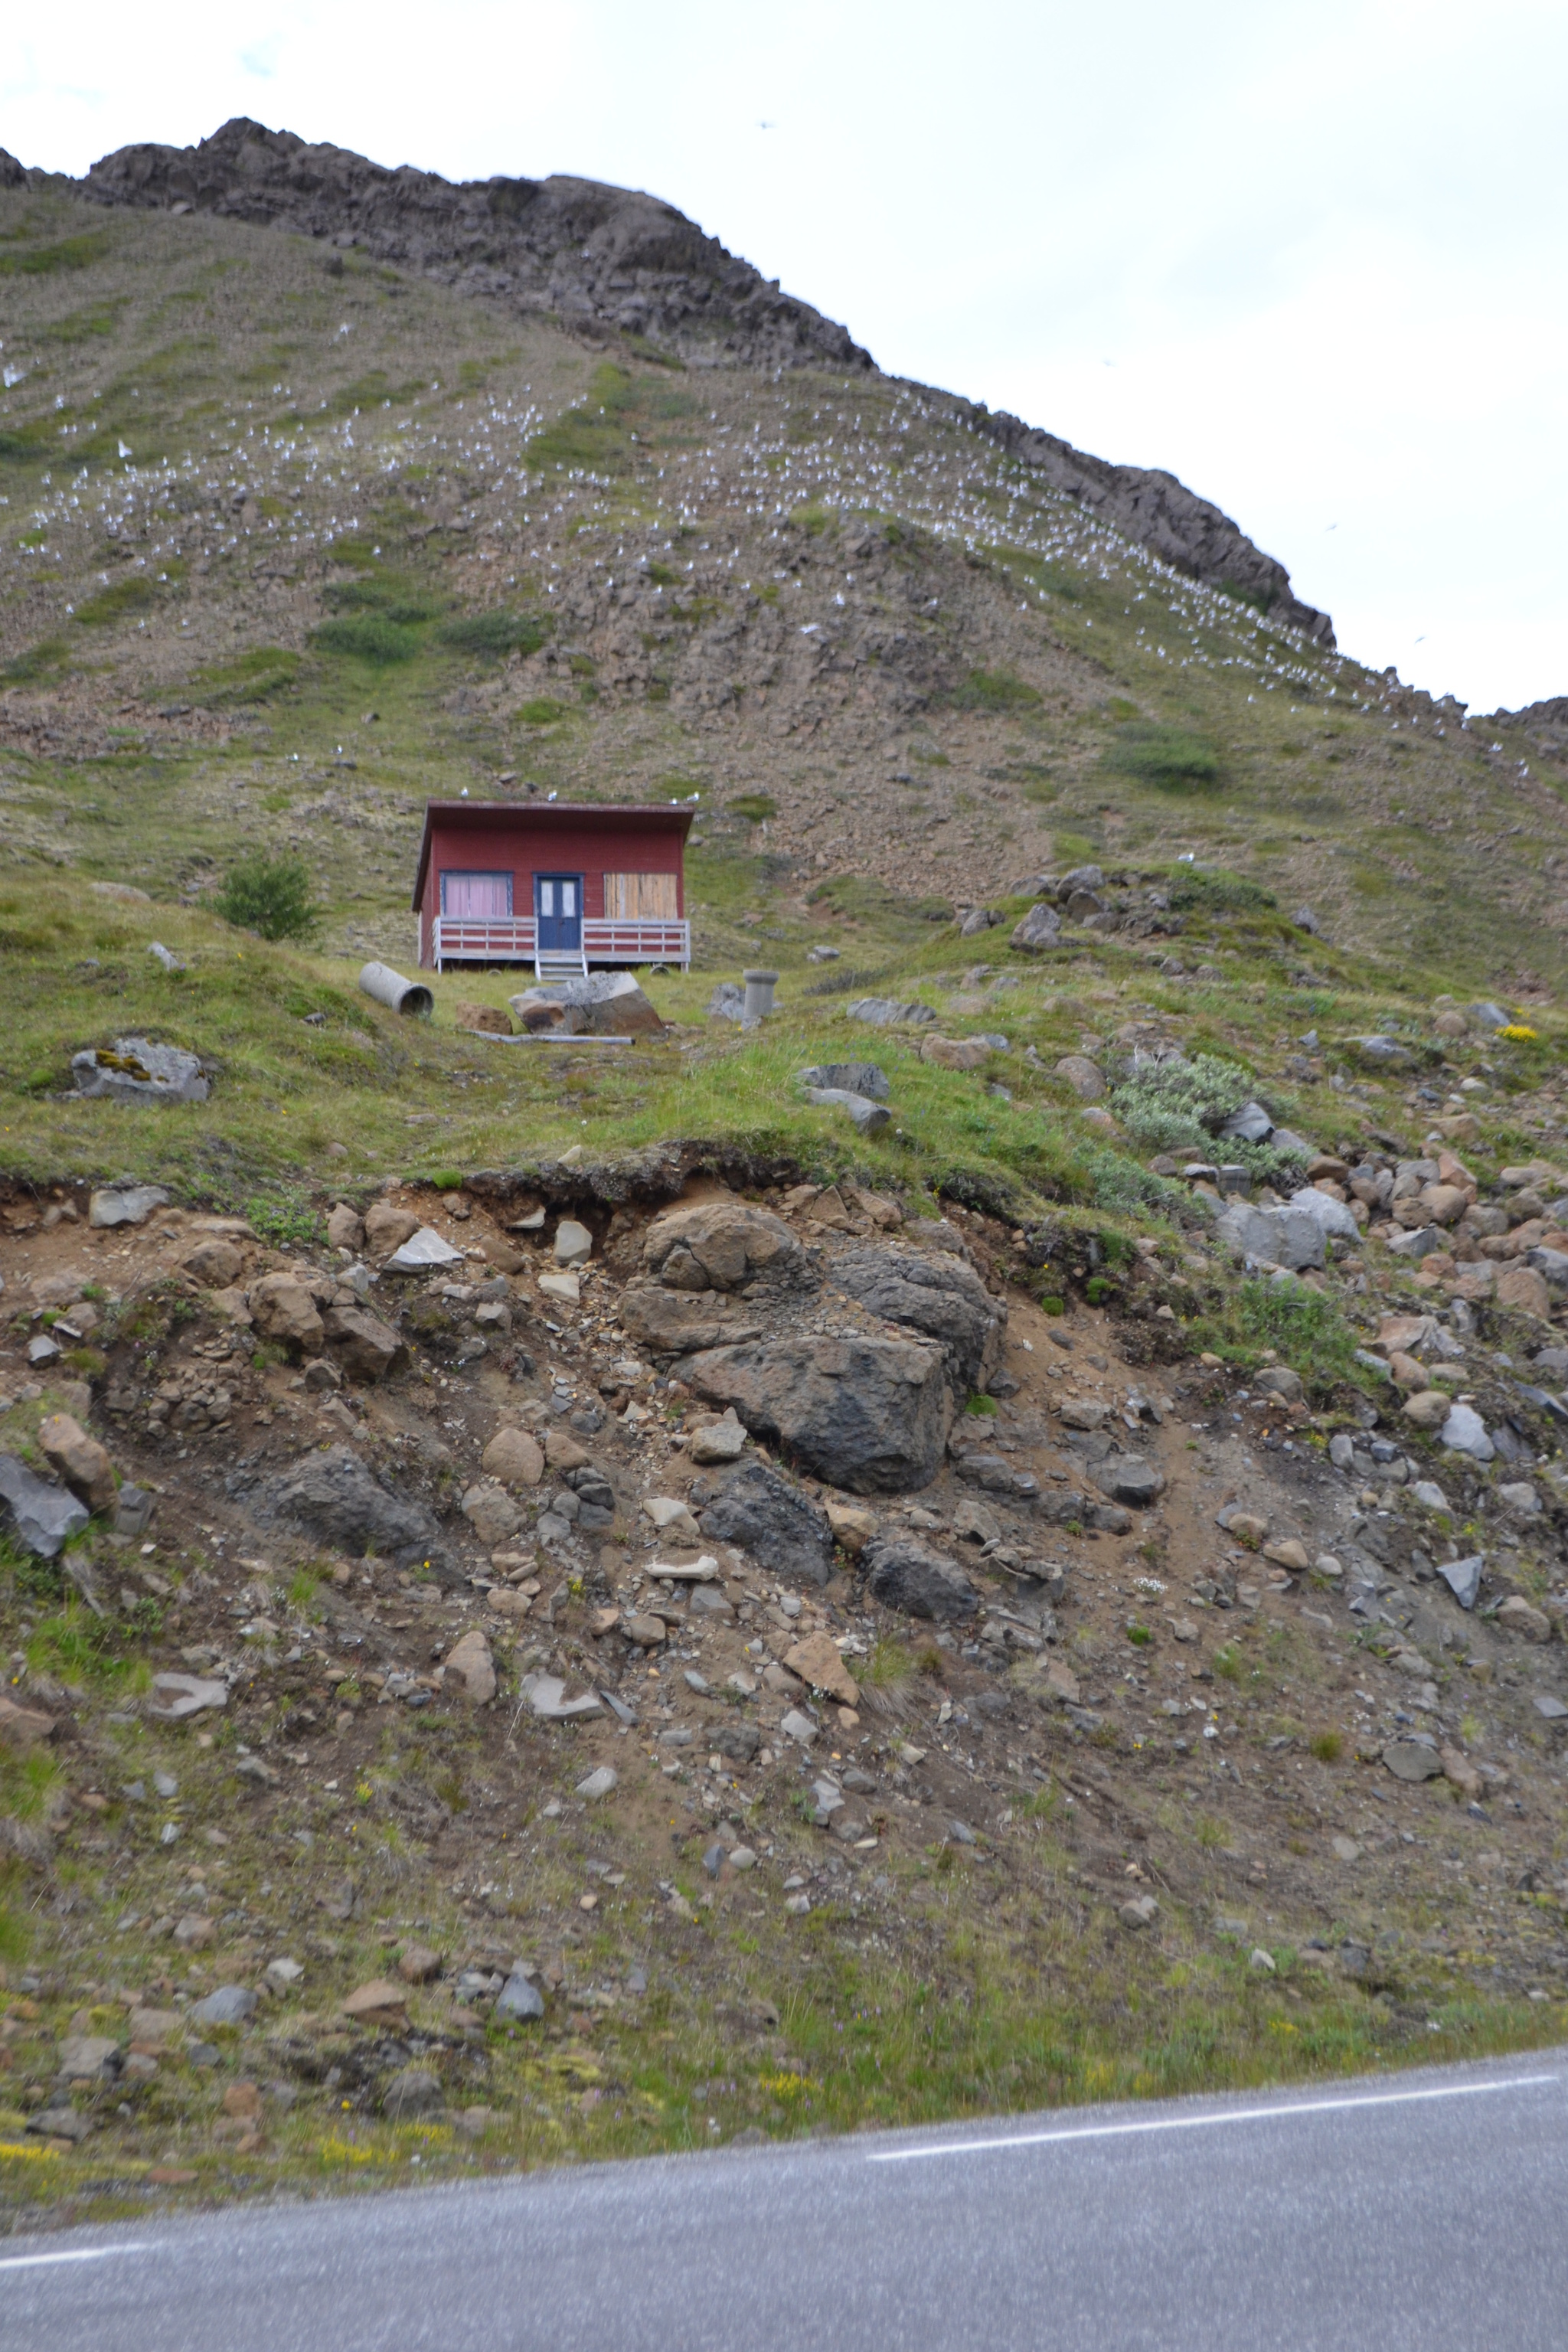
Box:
[2,181,1567,1011]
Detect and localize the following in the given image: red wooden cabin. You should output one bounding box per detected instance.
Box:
[411,800,693,976]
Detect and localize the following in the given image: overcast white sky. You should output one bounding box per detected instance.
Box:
[5,1,1565,713]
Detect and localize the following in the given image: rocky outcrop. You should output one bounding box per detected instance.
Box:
[77,118,871,375]
[235,1445,445,1573]
[641,1200,806,1292]
[863,1535,978,1621]
[830,1244,1004,1396]
[684,1332,950,1493]
[688,1459,835,1586]
[622,1198,813,1355]
[956,402,1334,643]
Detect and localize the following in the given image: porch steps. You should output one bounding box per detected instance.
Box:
[534,943,589,983]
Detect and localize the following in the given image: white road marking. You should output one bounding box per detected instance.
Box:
[870,2072,1560,2164]
[0,2243,148,2274]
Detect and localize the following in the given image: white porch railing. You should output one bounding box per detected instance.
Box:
[428,916,691,972]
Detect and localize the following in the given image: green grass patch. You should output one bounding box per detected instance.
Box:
[1190,1276,1363,1396]
[0,230,111,278]
[440,610,548,659]
[1107,725,1220,790]
[1,637,74,686]
[946,668,1043,715]
[189,647,302,705]
[74,577,155,627]
[311,615,423,665]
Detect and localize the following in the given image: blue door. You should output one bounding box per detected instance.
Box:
[534,874,583,952]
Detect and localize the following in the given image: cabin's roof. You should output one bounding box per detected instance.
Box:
[411,799,694,910]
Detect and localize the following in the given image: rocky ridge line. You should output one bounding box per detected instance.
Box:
[42,116,1329,642]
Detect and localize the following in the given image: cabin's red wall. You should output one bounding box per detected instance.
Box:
[418,810,686,965]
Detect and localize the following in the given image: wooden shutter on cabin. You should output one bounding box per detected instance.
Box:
[603,872,678,920]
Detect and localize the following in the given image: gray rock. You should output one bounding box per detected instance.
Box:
[191,1984,257,2026]
[1214,1202,1327,1271]
[1011,874,1058,899]
[495,1972,546,2020]
[518,1674,603,1721]
[56,2034,122,2081]
[1093,1455,1165,1508]
[1329,1432,1356,1469]
[148,1674,227,1721]
[1533,1694,1568,1721]
[1383,1738,1443,1782]
[1219,1101,1274,1144]
[575,1767,619,1800]
[1010,902,1063,954]
[72,1037,208,1105]
[1440,1405,1494,1462]
[384,1226,465,1272]
[1467,1001,1511,1032]
[844,996,938,1027]
[1385,1225,1445,1259]
[511,969,663,1036]
[1256,1365,1305,1403]
[715,1719,761,1762]
[113,1485,153,1538]
[707,981,744,1023]
[864,1536,978,1621]
[1437,1554,1483,1609]
[237,1444,444,1572]
[1287,1187,1361,1242]
[27,2107,90,2142]
[87,1183,169,1229]
[797,1061,890,1102]
[689,1458,835,1585]
[382,2066,443,2118]
[0,1455,90,1558]
[684,1331,950,1494]
[1498,1481,1541,1516]
[831,1244,1005,1395]
[1527,1247,1568,1290]
[806,1087,890,1135]
[1350,1035,1414,1067]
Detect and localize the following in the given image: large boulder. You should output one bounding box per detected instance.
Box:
[183,1239,244,1288]
[461,1483,521,1547]
[509,969,663,1036]
[364,1203,421,1259]
[641,1201,805,1292]
[620,1289,768,1354]
[1214,1201,1327,1272]
[831,1245,1005,1396]
[684,1333,950,1493]
[864,1537,978,1620]
[482,1426,544,1488]
[71,1036,208,1104]
[249,1272,326,1353]
[1010,903,1062,954]
[87,1183,168,1229]
[688,1458,835,1586]
[322,1304,404,1381]
[0,1455,90,1558]
[238,1446,443,1570]
[1286,1187,1360,1243]
[443,1628,496,1704]
[37,1414,116,1513]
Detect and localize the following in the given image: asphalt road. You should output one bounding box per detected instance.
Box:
[5,2052,1566,2351]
